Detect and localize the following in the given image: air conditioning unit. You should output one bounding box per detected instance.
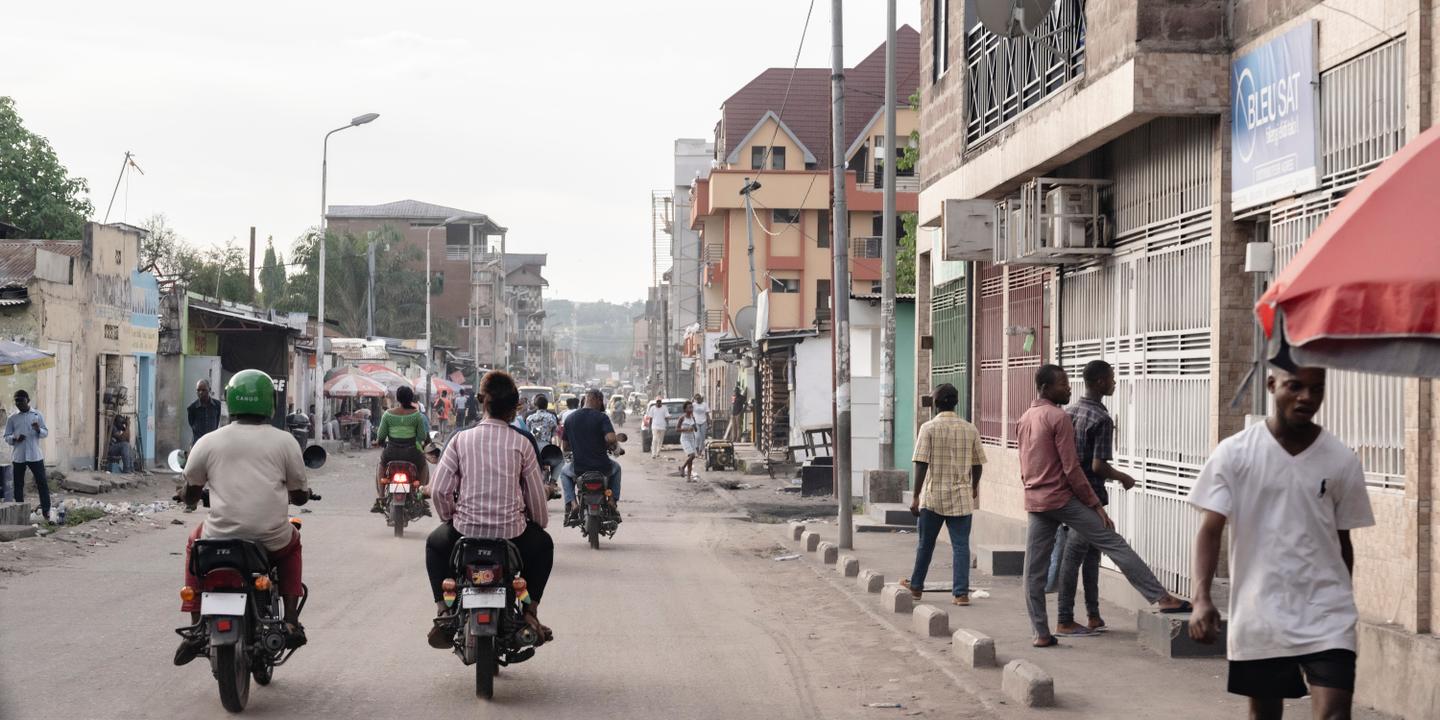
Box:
[1044,186,1092,249]
[942,199,994,261]
[993,178,1111,264]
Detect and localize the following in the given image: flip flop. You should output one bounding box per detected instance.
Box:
[1033,636,1060,648]
[1160,600,1194,614]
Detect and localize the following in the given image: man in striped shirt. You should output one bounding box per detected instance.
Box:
[425,370,553,648]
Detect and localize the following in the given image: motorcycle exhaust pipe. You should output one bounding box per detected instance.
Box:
[262,629,286,652]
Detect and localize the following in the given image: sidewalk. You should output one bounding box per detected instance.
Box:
[777,518,1396,718]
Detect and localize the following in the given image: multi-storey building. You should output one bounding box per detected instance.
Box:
[690,27,922,452]
[915,2,1438,714]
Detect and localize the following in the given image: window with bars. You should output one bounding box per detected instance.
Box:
[963,0,1085,144]
[771,208,801,225]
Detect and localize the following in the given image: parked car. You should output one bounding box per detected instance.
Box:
[656,398,688,446]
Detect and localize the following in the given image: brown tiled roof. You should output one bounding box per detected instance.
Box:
[0,240,81,285]
[720,26,921,169]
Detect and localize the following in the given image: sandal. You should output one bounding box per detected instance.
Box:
[284,622,308,649]
[1159,600,1194,614]
[1033,635,1060,648]
[523,609,553,646]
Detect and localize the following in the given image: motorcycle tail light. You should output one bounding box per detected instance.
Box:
[180,586,196,602]
[512,578,527,591]
[584,482,603,491]
[216,619,233,632]
[476,612,491,624]
[203,568,245,591]
[392,472,409,484]
[441,578,457,592]
[254,576,272,591]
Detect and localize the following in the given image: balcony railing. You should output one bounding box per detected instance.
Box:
[705,309,725,331]
[849,236,883,259]
[854,166,920,193]
[965,0,1086,144]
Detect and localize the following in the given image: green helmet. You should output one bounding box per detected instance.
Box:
[226,369,276,418]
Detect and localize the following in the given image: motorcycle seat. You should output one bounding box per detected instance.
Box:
[191,538,271,576]
[451,536,523,574]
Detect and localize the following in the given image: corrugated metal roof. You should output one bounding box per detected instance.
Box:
[326,199,507,234]
[0,240,81,284]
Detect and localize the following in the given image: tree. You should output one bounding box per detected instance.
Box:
[140,213,254,303]
[279,224,429,338]
[894,89,921,294]
[0,96,94,239]
[258,238,287,309]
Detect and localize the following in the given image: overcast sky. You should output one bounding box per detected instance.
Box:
[2,1,919,304]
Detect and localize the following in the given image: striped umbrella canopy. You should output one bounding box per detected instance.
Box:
[357,363,412,393]
[0,340,55,376]
[416,375,462,397]
[324,370,387,398]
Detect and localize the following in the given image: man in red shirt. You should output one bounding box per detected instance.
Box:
[1017,365,1189,647]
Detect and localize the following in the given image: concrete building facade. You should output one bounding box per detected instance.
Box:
[915,1,1440,716]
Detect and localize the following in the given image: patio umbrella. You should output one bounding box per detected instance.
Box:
[416,375,462,396]
[358,363,411,394]
[0,340,55,376]
[324,371,387,398]
[1257,124,1440,377]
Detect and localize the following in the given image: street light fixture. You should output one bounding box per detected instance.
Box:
[314,112,379,435]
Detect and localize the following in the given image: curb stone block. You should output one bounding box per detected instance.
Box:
[838,554,860,577]
[0,524,37,541]
[952,628,996,668]
[912,604,949,637]
[789,521,806,541]
[816,541,838,564]
[976,544,1026,576]
[882,584,914,614]
[61,476,103,495]
[1002,659,1054,707]
[801,531,821,552]
[857,569,885,593]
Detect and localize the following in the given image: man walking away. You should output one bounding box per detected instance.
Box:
[900,384,985,606]
[1018,365,1189,647]
[647,398,668,459]
[1055,360,1136,636]
[1188,366,1373,719]
[5,390,51,522]
[726,386,746,442]
[692,394,710,450]
[187,379,221,447]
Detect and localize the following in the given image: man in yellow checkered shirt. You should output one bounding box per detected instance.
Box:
[900,383,986,606]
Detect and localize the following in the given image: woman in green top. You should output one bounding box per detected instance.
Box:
[372,385,431,512]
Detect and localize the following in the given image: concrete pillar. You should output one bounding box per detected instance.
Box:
[1208,112,1254,449]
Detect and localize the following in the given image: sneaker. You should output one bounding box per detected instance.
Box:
[173,636,205,666]
[952,594,970,606]
[898,578,923,600]
[370,499,385,514]
[284,623,307,649]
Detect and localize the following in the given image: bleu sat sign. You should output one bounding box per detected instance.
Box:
[1231,21,1320,209]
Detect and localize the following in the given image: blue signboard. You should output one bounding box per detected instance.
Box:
[1231,22,1319,209]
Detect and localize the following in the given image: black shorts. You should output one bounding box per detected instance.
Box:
[1227,649,1356,698]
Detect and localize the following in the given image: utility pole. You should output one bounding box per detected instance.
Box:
[878,0,898,470]
[248,227,257,300]
[831,0,854,549]
[365,237,377,338]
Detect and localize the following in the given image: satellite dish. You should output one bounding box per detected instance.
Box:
[975,0,1055,38]
[734,306,757,342]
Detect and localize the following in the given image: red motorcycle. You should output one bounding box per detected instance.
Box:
[382,461,427,538]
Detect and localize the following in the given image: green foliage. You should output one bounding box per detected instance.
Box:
[258,238,287,309]
[898,90,921,173]
[898,212,918,294]
[277,224,429,339]
[0,97,94,239]
[543,298,646,373]
[140,213,254,304]
[65,506,106,526]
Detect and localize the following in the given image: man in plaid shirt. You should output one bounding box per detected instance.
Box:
[901,384,986,606]
[1054,360,1137,636]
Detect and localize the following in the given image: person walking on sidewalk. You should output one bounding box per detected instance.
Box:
[1187,365,1373,719]
[647,398,668,459]
[691,394,710,454]
[900,383,985,606]
[1055,360,1137,636]
[677,401,700,480]
[5,390,51,522]
[1018,365,1190,648]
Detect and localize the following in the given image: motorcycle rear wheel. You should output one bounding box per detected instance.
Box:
[586,513,601,550]
[475,639,497,700]
[215,644,251,712]
[391,501,405,538]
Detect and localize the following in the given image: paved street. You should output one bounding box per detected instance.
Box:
[0,436,988,719]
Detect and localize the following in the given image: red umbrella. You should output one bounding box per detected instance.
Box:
[324,371,387,398]
[1257,125,1440,377]
[357,363,411,394]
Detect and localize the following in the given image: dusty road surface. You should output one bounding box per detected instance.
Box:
[0,433,992,720]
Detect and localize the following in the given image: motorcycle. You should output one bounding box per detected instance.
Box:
[609,406,627,427]
[564,434,626,550]
[175,515,311,713]
[435,537,541,700]
[382,461,428,538]
[537,444,564,500]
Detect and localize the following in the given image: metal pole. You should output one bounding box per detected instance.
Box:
[366,238,376,338]
[831,0,854,549]
[102,151,131,223]
[315,132,332,435]
[879,0,898,470]
[424,224,439,402]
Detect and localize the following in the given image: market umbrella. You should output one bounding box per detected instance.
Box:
[324,371,387,398]
[0,340,55,376]
[1256,124,1440,377]
[416,375,462,397]
[358,363,411,394]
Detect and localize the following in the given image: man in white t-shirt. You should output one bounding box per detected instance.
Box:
[647,398,669,459]
[691,394,710,456]
[1187,365,1374,719]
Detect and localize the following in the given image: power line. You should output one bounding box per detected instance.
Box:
[751,0,818,180]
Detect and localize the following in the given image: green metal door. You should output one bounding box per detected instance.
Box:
[931,277,970,420]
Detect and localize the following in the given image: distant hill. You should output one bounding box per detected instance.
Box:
[545,298,645,375]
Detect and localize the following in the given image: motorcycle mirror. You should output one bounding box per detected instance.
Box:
[167,449,187,472]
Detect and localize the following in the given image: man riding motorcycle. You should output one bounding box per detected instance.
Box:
[174,369,310,665]
[559,389,621,521]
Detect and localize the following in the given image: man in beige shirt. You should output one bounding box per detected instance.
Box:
[901,384,986,606]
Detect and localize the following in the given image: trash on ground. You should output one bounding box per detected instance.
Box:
[772,554,801,561]
[865,702,903,709]
[970,589,991,599]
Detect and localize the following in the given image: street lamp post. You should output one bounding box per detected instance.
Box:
[315,112,379,434]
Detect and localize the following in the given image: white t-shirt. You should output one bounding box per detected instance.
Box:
[1187,422,1374,661]
[692,402,710,425]
[648,405,669,430]
[186,422,309,552]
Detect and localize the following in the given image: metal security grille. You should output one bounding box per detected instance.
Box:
[1109,117,1215,236]
[1320,39,1405,188]
[759,353,790,453]
[975,265,1006,443]
[932,277,971,419]
[1270,196,1406,490]
[1005,267,1048,448]
[964,0,1086,144]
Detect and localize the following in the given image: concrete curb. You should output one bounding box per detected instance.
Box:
[837,554,860,577]
[1002,659,1055,707]
[913,604,950,637]
[801,530,821,552]
[952,628,996,668]
[857,569,885,593]
[816,541,838,565]
[882,584,914,614]
[788,521,806,541]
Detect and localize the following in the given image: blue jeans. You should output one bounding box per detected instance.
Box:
[908,510,972,596]
[560,459,622,504]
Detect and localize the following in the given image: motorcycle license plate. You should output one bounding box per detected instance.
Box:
[201,592,247,616]
[389,483,410,493]
[461,587,507,609]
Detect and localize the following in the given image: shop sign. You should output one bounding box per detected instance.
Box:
[1231,21,1319,209]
